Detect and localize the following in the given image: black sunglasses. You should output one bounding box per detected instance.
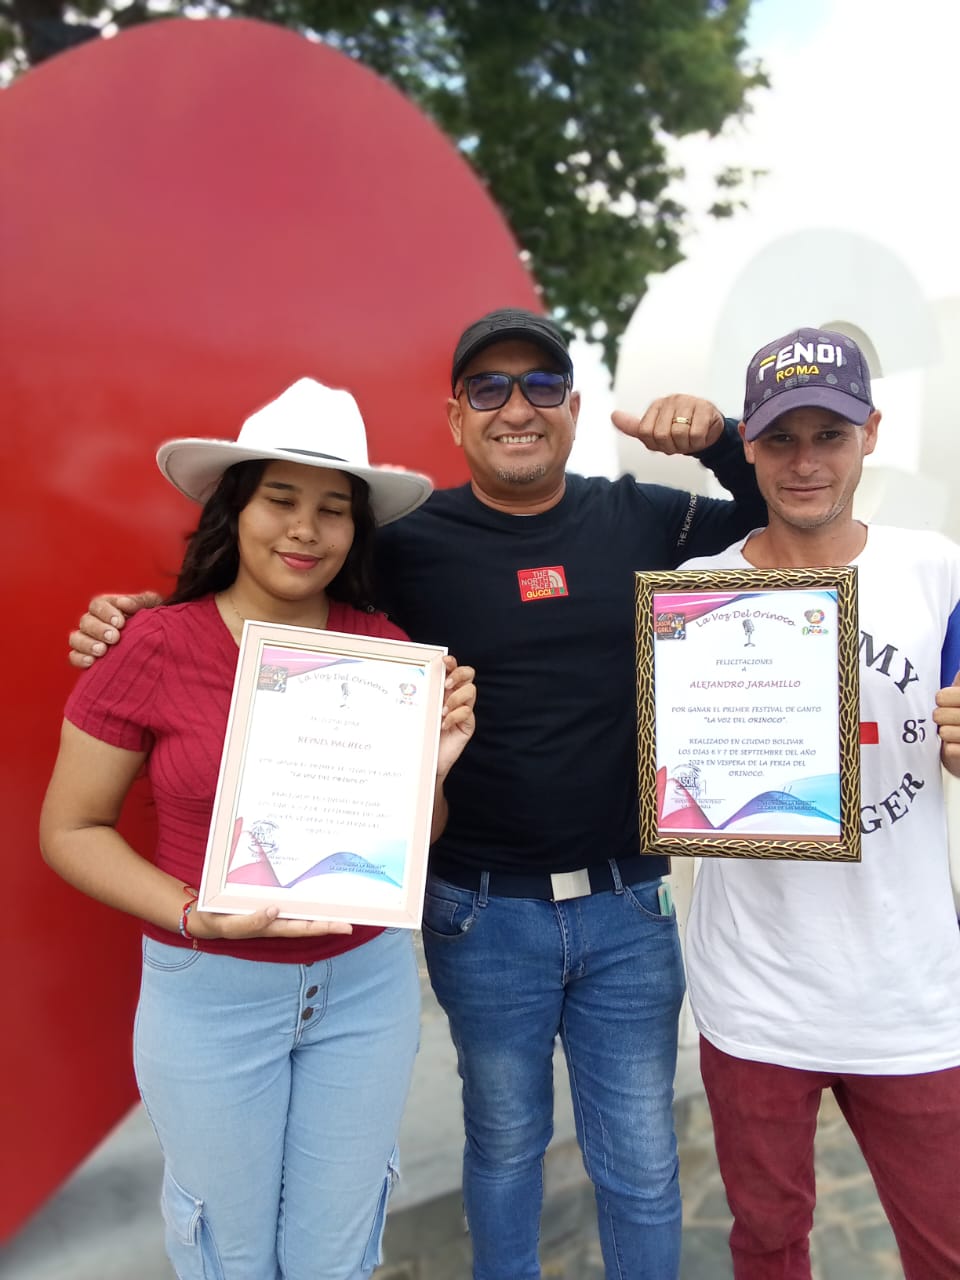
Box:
[459,369,571,412]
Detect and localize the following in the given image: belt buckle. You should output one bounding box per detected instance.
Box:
[549,868,592,901]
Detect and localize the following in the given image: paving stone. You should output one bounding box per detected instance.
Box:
[676,1141,716,1191]
[679,1226,735,1279]
[854,1220,899,1255]
[382,1186,466,1262]
[814,1140,872,1182]
[689,1183,734,1223]
[542,1137,590,1196]
[818,1178,889,1219]
[812,1223,904,1280]
[675,1091,715,1138]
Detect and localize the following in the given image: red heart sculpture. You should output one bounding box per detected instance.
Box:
[0,16,538,1237]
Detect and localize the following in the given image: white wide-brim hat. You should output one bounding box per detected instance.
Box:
[156,378,432,526]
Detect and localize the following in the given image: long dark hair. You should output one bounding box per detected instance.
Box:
[165,460,377,610]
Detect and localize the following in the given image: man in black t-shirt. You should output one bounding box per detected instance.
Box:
[69,308,765,1280]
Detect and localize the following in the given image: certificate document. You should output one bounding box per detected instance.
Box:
[635,567,861,861]
[198,622,448,926]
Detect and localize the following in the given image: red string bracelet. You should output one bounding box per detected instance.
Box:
[178,886,200,950]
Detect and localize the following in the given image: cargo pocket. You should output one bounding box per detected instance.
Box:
[359,1144,401,1273]
[160,1169,226,1280]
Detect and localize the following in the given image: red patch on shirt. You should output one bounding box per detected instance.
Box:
[860,722,879,744]
[517,565,569,602]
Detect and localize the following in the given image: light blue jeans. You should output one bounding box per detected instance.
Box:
[421,867,685,1280]
[133,928,420,1280]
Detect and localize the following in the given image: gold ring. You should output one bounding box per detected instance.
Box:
[672,415,691,425]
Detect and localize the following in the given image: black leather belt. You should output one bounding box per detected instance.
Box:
[430,854,657,902]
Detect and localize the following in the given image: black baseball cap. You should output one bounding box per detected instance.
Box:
[451,307,573,390]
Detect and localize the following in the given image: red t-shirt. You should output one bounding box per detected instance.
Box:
[64,594,410,963]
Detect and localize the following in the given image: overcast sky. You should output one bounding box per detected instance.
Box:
[568,0,960,478]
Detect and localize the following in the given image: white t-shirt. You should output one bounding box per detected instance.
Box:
[683,525,960,1073]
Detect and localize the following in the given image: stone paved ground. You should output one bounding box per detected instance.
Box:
[654,1089,902,1280]
[381,953,906,1279]
[380,1088,905,1279]
[6,946,905,1280]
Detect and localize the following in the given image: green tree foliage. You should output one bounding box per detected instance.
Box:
[1,1,765,364]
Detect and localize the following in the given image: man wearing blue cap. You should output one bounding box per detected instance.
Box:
[68,307,767,1279]
[681,327,960,1280]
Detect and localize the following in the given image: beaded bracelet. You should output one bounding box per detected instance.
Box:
[178,886,200,950]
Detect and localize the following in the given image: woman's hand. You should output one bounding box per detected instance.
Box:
[429,656,477,842]
[436,655,477,780]
[186,903,353,942]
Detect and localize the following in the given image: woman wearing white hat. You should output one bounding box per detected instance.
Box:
[39,379,477,1280]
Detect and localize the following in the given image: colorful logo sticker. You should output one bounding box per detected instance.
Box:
[802,608,828,636]
[257,663,289,691]
[655,611,687,640]
[517,565,569,601]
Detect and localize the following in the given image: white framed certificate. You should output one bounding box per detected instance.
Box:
[635,566,862,861]
[197,622,448,926]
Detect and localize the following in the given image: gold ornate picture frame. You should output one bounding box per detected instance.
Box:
[635,566,861,861]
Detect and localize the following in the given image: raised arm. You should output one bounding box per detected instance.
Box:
[615,395,763,505]
[614,395,766,562]
[612,394,725,456]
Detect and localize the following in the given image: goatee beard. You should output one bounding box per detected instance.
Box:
[495,464,548,486]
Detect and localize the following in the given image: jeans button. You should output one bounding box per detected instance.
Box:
[301,1007,314,1020]
[305,985,318,997]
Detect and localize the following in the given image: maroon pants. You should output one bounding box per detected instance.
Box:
[699,1035,960,1280]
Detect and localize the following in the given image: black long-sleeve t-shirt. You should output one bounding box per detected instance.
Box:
[375,422,766,879]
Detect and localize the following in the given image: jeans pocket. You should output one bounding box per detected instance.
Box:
[622,879,674,922]
[360,1144,400,1272]
[420,885,478,939]
[160,1169,225,1280]
[142,936,204,972]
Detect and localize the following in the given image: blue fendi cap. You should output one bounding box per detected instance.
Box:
[742,327,874,440]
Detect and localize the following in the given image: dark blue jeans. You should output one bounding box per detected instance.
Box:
[421,865,685,1280]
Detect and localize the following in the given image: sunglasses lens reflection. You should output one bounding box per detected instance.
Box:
[467,374,512,411]
[523,371,567,406]
[465,371,567,411]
